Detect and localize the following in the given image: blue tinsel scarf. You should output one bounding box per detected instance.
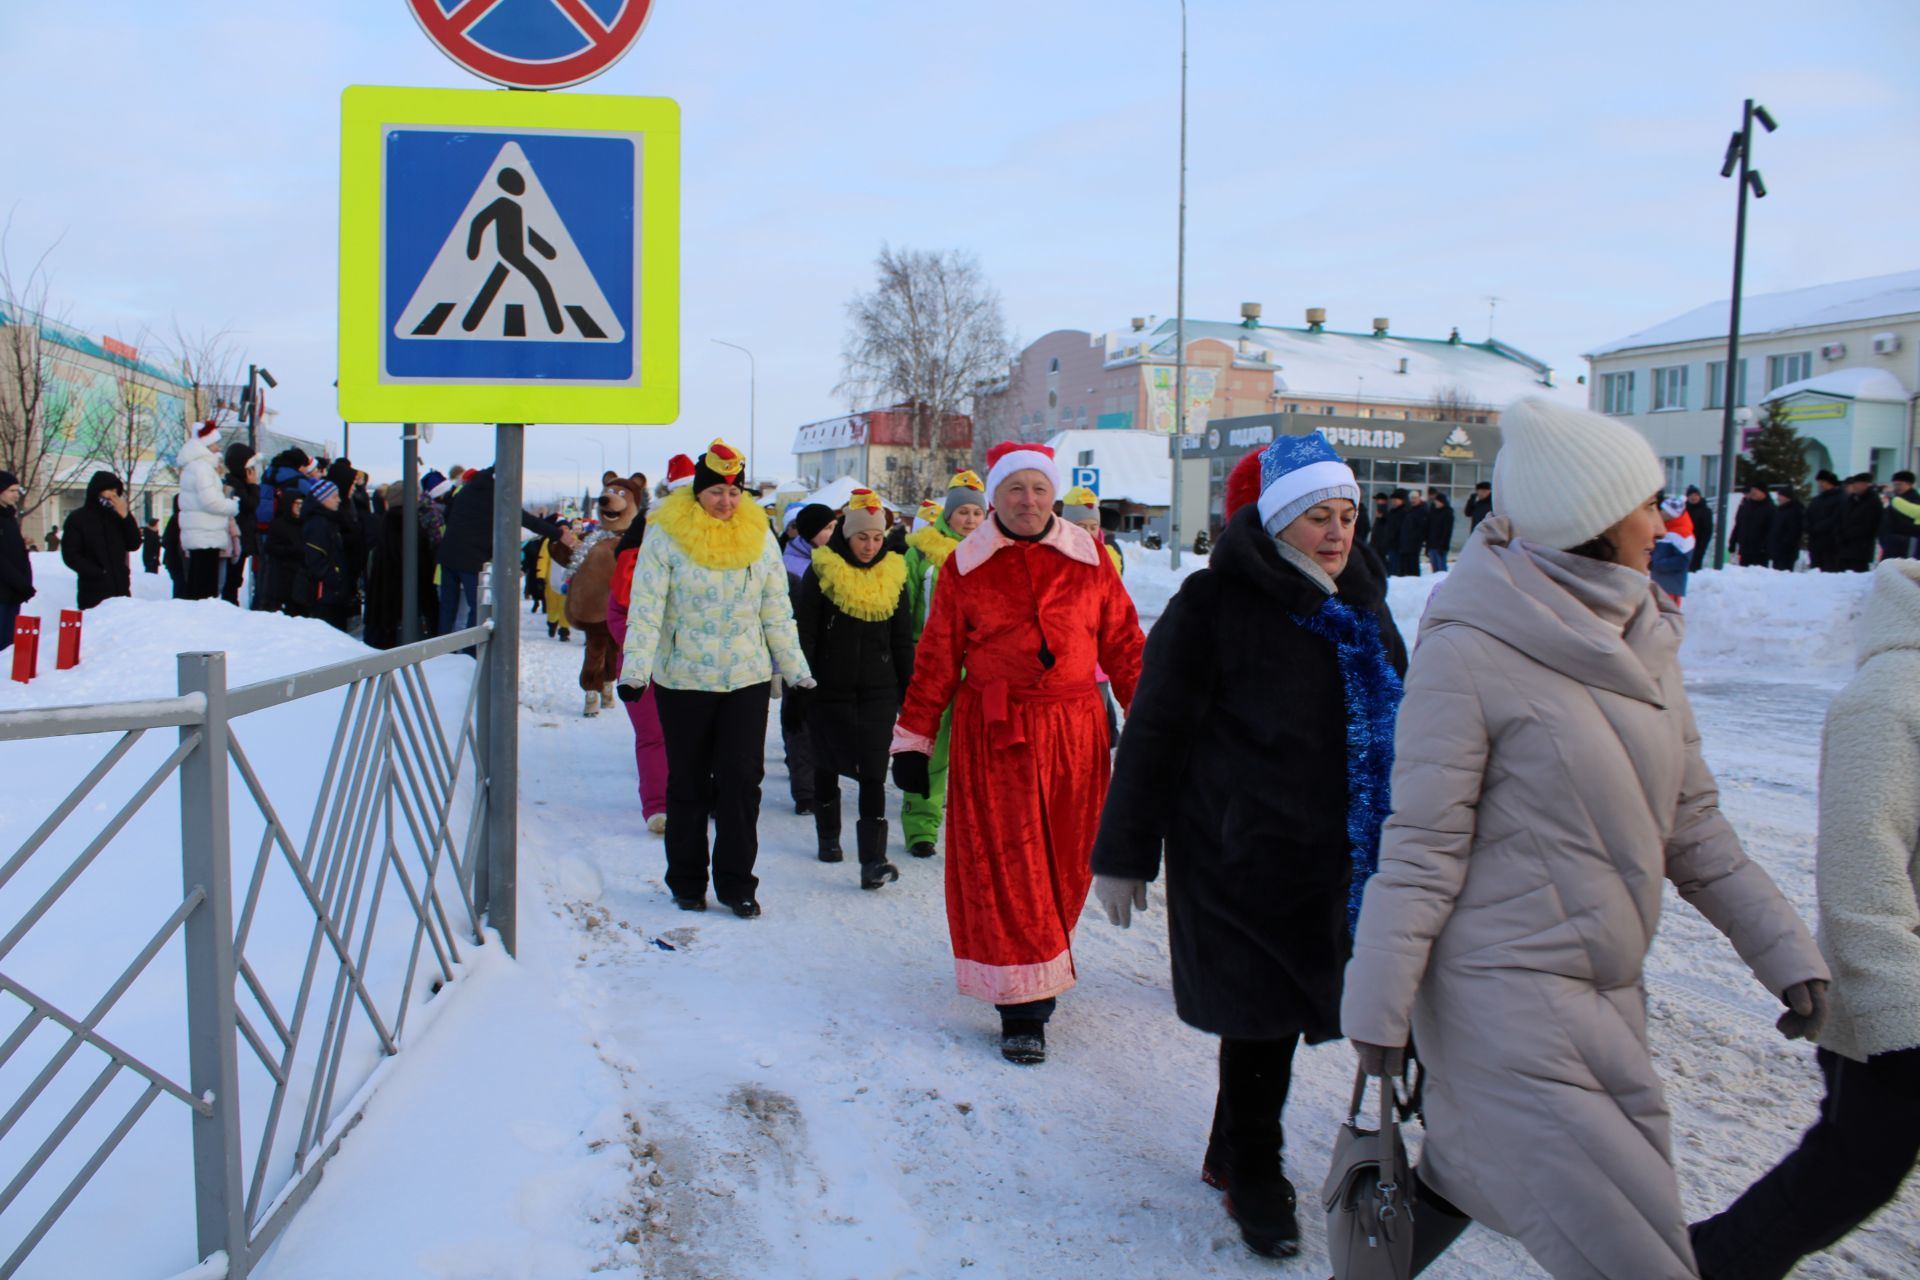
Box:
[1286,597,1404,933]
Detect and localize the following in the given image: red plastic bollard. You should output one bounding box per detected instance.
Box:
[10,615,39,683]
[56,609,81,670]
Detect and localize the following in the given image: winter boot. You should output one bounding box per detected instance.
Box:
[1224,1170,1299,1259]
[547,620,558,638]
[558,626,570,642]
[909,840,937,859]
[813,794,843,863]
[857,818,898,890]
[584,690,601,717]
[1000,1019,1046,1066]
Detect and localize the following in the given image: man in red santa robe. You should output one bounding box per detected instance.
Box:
[891,441,1145,1065]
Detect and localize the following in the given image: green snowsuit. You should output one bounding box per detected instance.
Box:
[900,520,959,847]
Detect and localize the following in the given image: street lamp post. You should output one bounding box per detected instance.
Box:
[712,339,757,484]
[243,364,277,455]
[1712,98,1777,569]
[1168,0,1188,570]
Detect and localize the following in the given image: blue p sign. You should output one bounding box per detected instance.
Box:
[1070,466,1100,494]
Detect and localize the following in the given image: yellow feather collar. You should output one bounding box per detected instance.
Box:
[811,546,907,621]
[649,487,770,570]
[906,523,959,568]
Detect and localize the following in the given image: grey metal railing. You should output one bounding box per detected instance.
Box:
[0,619,510,1279]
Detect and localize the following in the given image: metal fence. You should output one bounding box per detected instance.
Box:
[0,620,510,1279]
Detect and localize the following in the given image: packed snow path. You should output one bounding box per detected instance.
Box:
[256,572,1917,1280]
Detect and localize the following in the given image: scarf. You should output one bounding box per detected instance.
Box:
[905,521,960,568]
[811,544,907,621]
[648,487,768,570]
[1286,595,1403,932]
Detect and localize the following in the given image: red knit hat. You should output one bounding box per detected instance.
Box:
[1223,447,1264,522]
[665,454,696,490]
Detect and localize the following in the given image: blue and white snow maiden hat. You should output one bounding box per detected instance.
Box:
[1256,433,1361,535]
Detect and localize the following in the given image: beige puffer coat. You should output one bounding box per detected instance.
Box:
[1342,517,1826,1280]
[1816,558,1920,1063]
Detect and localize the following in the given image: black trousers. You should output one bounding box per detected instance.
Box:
[220,553,249,605]
[1691,1045,1920,1280]
[779,688,814,806]
[653,682,772,904]
[812,763,885,823]
[1206,1035,1299,1180]
[184,548,224,600]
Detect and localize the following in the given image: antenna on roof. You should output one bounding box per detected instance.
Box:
[1486,296,1503,341]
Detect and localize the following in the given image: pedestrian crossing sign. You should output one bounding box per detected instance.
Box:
[338,85,679,425]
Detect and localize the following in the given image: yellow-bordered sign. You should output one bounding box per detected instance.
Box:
[338,85,679,424]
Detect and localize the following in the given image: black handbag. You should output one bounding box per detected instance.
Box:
[1323,1067,1415,1280]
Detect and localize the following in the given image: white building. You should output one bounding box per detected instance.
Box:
[1585,269,1920,496]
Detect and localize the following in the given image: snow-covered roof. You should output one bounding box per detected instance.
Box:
[786,474,899,513]
[1103,319,1582,409]
[1760,367,1910,405]
[1043,429,1171,506]
[1586,269,1920,358]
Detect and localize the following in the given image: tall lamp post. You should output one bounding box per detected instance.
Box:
[1168,0,1189,570]
[1712,98,1777,569]
[712,339,757,485]
[242,364,277,455]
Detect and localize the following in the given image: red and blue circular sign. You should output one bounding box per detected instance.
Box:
[407,0,655,90]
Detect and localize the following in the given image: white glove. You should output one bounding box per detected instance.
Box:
[1093,875,1149,928]
[793,676,818,690]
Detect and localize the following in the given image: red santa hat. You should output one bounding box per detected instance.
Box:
[983,441,1060,506]
[665,453,696,490]
[1222,447,1264,522]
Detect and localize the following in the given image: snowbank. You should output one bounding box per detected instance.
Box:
[0,594,482,1279]
[1126,545,1871,679]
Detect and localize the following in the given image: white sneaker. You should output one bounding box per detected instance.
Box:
[584,691,600,717]
[647,813,667,835]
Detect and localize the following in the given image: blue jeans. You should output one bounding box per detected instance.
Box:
[1428,548,1449,573]
[437,569,479,636]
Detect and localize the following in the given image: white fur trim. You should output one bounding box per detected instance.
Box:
[1255,458,1359,532]
[985,449,1060,506]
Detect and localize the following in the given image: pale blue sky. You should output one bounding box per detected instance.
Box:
[6,0,1917,501]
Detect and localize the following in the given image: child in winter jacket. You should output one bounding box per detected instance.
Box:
[792,489,915,889]
[293,481,352,629]
[263,493,305,614]
[1650,494,1695,603]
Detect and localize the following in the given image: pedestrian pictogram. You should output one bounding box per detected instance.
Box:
[394,141,624,344]
[406,0,656,91]
[337,85,680,425]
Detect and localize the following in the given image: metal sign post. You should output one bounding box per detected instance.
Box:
[401,424,421,645]
[484,423,523,954]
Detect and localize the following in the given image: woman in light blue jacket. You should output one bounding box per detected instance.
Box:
[618,439,812,917]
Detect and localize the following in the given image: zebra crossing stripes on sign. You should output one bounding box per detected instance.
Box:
[394,140,624,344]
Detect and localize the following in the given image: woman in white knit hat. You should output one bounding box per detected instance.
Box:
[1341,396,1829,1278]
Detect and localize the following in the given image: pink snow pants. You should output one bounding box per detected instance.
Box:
[607,606,669,819]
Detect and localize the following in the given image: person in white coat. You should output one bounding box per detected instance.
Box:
[1689,557,1920,1279]
[175,420,238,601]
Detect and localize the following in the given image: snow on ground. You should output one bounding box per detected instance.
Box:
[0,564,479,1279]
[245,558,1912,1280]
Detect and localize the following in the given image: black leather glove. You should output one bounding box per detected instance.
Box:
[891,750,931,797]
[615,682,642,703]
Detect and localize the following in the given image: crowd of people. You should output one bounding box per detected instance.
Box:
[593,413,1913,1279]
[0,406,1915,1277]
[1725,468,1919,571]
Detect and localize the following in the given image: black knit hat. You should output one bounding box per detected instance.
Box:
[0,469,18,493]
[792,503,835,543]
[1816,469,1840,485]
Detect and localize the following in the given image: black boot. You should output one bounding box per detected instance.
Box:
[814,794,843,863]
[908,840,937,858]
[857,818,898,889]
[1000,1020,1046,1065]
[1225,1171,1299,1258]
[546,620,557,637]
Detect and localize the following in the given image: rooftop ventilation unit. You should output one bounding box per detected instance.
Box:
[1305,307,1326,333]
[1397,357,1409,374]
[1240,302,1262,329]
[1130,316,1147,332]
[1372,317,1390,336]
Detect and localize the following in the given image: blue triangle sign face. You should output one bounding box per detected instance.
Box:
[394,140,624,344]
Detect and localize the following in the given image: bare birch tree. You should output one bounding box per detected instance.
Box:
[836,246,1011,503]
[0,229,103,523]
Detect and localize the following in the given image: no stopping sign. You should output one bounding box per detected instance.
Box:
[406,0,656,90]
